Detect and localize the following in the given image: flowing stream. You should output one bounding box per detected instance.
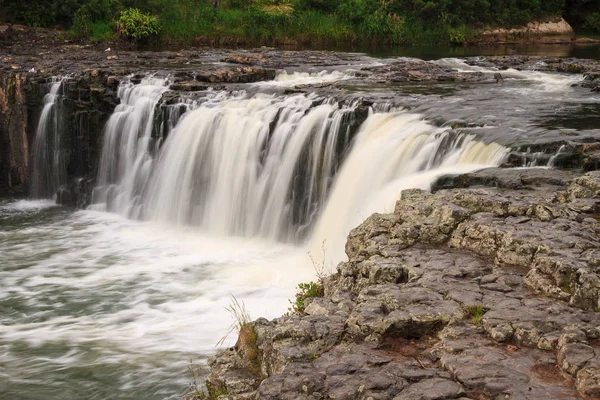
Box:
[2,56,598,400]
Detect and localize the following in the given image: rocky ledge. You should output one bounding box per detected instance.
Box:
[204,169,600,400]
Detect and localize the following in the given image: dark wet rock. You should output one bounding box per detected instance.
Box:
[502,139,600,170]
[194,66,276,84]
[0,72,29,193]
[207,172,600,399]
[361,61,488,84]
[432,167,578,191]
[169,81,210,92]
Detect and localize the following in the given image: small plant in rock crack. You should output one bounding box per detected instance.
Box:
[286,241,329,314]
[462,305,486,324]
[308,240,332,282]
[288,281,325,314]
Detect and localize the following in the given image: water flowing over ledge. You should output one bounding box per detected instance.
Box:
[90,75,509,257]
[30,77,67,199]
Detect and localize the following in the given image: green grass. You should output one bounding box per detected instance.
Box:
[89,21,115,41]
[74,7,472,46]
[462,305,487,324]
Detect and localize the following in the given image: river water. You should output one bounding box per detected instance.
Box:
[1,52,600,399]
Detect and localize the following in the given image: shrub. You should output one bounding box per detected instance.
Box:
[584,12,600,32]
[289,281,324,314]
[116,7,161,39]
[71,7,92,38]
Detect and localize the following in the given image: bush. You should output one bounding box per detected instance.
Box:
[71,7,92,38]
[584,12,600,32]
[288,281,324,314]
[116,7,160,39]
[90,21,116,40]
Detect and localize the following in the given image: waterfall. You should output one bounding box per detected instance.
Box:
[308,112,509,263]
[145,92,357,241]
[92,76,170,217]
[92,76,508,258]
[30,77,66,199]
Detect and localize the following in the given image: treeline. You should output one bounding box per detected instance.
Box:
[2,0,600,45]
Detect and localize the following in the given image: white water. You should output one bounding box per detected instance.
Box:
[0,200,310,400]
[30,77,66,199]
[259,70,353,87]
[146,92,356,241]
[309,112,509,264]
[436,58,583,91]
[92,78,509,254]
[92,76,171,217]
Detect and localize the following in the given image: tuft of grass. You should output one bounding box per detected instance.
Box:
[218,296,262,377]
[462,305,486,324]
[286,240,329,315]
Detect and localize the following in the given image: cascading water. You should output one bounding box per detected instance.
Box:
[92,74,509,255]
[92,76,170,217]
[146,92,357,241]
[30,77,67,199]
[309,111,509,263]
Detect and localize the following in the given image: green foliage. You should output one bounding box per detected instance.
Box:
[4,0,599,44]
[71,8,92,38]
[116,8,161,39]
[462,305,486,324]
[289,281,324,314]
[90,21,116,40]
[584,12,600,32]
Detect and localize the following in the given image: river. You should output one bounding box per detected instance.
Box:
[1,49,599,399]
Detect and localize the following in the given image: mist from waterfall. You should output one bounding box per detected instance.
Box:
[30,77,66,199]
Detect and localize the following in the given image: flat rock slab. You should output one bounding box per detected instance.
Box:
[207,172,600,400]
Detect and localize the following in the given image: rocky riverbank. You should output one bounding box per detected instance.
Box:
[202,167,600,400]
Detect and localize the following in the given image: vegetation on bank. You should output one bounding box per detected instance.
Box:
[2,0,600,46]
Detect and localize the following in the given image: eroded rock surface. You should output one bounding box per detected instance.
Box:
[207,171,600,400]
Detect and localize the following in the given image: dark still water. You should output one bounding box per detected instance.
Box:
[362,43,600,60]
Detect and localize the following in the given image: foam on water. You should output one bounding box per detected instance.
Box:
[0,199,58,212]
[0,203,309,399]
[435,58,583,91]
[259,70,353,87]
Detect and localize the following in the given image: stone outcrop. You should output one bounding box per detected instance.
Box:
[205,170,600,400]
[0,72,30,192]
[475,18,575,44]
